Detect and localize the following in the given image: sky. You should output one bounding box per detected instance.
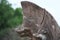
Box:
[7,0,60,26]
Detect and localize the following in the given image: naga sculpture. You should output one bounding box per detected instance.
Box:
[16,1,60,40]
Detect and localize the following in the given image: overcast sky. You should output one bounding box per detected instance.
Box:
[7,0,60,26]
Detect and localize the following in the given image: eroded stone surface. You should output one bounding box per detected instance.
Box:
[16,1,60,40]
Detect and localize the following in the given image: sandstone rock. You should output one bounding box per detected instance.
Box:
[16,1,60,40]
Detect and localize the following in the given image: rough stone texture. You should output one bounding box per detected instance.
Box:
[16,1,60,40]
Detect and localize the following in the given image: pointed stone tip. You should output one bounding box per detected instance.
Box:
[21,1,32,4]
[21,1,43,9]
[21,1,31,5]
[21,1,30,3]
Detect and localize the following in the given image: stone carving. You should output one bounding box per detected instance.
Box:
[16,1,60,40]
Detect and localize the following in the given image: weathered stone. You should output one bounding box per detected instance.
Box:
[16,1,60,40]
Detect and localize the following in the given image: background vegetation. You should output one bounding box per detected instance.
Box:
[0,0,23,40]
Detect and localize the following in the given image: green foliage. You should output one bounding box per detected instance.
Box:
[0,0,23,30]
[0,0,14,30]
[8,8,23,27]
[0,0,23,39]
[14,8,22,16]
[0,28,10,39]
